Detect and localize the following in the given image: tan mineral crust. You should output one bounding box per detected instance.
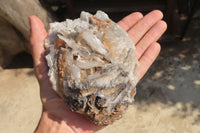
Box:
[45,11,139,125]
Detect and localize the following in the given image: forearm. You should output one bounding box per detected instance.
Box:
[35,112,75,133]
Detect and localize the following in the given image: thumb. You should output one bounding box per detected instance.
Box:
[29,16,48,81]
[29,15,47,67]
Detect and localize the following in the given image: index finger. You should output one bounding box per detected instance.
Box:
[117,12,143,31]
[127,10,163,44]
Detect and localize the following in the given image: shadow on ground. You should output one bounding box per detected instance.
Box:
[135,18,200,125]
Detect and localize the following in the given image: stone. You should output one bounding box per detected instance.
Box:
[45,11,139,125]
[0,0,52,67]
[0,17,25,55]
[0,0,52,41]
[0,17,26,67]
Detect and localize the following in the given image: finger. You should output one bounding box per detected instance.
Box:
[117,12,143,31]
[136,20,167,59]
[29,16,50,88]
[29,15,47,67]
[128,10,163,44]
[138,42,161,81]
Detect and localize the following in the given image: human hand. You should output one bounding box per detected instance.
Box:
[29,10,167,133]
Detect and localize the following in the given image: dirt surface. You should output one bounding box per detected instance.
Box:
[0,69,42,133]
[0,14,200,133]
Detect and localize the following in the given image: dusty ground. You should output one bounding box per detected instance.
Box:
[0,69,42,133]
[0,15,200,133]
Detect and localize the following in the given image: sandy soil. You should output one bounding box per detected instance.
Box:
[0,69,42,133]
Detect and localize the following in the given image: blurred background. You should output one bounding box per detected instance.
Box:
[0,0,200,133]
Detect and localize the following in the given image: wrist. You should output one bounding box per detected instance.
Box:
[35,111,75,133]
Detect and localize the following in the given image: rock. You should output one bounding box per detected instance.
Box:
[0,0,52,67]
[0,17,26,67]
[0,17,25,55]
[45,11,139,125]
[0,0,52,41]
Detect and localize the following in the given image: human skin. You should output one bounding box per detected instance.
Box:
[29,10,167,133]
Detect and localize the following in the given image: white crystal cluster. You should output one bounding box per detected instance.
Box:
[45,11,139,125]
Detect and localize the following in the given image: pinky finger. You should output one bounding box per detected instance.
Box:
[138,42,161,81]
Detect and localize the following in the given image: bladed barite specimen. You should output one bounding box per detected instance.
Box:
[45,11,139,125]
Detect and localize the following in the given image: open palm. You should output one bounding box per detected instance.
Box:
[30,10,167,133]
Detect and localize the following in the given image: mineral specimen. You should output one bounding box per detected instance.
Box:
[45,11,139,125]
